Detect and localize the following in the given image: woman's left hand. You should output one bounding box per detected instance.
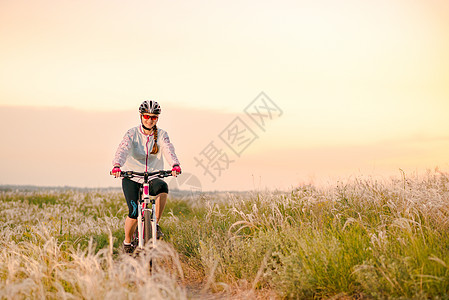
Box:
[172,165,181,177]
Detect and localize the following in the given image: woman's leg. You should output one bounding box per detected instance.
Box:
[156,193,167,223]
[149,179,169,223]
[124,217,137,244]
[122,178,141,244]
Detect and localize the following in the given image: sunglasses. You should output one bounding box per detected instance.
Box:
[141,114,159,120]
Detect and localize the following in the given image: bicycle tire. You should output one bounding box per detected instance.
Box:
[144,210,152,244]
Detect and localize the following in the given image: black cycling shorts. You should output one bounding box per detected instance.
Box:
[122,177,169,219]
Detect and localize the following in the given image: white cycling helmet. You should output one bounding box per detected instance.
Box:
[139,100,161,114]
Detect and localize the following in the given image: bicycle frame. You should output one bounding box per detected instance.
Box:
[137,180,157,249]
[115,170,173,251]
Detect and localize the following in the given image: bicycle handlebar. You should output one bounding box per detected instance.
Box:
[110,170,173,179]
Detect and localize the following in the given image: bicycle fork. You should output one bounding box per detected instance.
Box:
[137,182,157,249]
[147,199,157,249]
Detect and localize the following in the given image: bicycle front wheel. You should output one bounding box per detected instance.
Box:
[144,210,152,244]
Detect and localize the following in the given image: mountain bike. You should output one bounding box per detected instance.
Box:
[115,170,173,252]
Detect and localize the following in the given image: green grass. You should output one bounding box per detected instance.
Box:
[1,171,449,299]
[161,171,449,298]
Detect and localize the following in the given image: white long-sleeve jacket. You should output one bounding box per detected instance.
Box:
[113,125,180,181]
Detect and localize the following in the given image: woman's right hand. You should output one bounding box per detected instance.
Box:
[111,166,121,178]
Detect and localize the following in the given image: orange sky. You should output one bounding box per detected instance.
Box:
[0,0,448,191]
[0,105,447,191]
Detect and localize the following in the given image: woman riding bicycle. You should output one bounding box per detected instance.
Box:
[111,100,181,253]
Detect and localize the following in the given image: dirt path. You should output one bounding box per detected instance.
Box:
[184,283,278,300]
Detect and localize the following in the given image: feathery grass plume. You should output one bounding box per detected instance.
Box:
[0,189,187,299]
[2,169,449,298]
[163,169,449,298]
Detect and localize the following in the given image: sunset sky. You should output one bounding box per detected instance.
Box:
[1,0,448,191]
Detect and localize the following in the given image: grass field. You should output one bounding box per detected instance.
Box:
[1,170,449,299]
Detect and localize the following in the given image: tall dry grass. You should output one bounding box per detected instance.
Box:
[2,170,449,299]
[164,169,449,299]
[0,190,187,299]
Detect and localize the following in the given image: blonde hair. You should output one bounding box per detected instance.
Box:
[151,125,159,154]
